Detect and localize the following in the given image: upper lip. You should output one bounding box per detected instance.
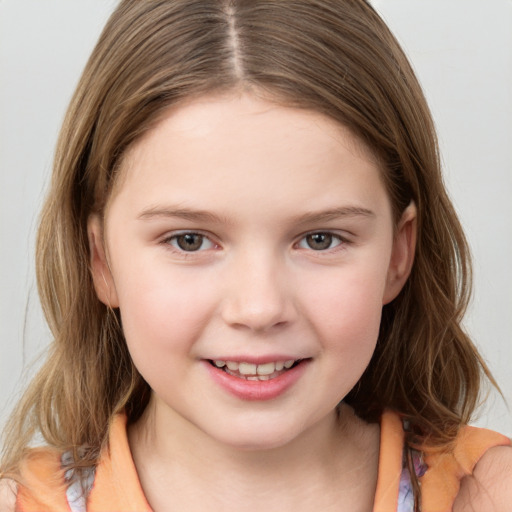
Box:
[204,355,307,364]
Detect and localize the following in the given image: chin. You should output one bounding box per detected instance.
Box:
[202,414,321,452]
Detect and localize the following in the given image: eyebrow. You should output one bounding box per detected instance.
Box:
[137,205,375,224]
[137,206,231,224]
[292,206,375,224]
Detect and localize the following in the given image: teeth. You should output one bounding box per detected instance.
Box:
[224,369,275,382]
[238,362,257,375]
[212,359,299,377]
[257,362,276,375]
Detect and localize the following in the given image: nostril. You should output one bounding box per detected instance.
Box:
[220,279,295,333]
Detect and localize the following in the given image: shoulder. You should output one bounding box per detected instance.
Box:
[454,443,512,512]
[0,479,17,512]
[2,448,71,511]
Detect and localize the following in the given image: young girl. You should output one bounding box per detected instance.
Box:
[1,1,510,510]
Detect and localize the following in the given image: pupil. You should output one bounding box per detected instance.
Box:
[307,233,332,250]
[177,234,203,251]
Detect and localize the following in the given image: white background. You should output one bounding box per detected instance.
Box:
[1,1,511,437]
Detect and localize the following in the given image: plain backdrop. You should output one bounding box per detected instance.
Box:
[1,1,511,437]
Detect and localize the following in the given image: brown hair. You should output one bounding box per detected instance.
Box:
[1,0,495,507]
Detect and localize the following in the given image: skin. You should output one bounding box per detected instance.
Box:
[454,445,512,511]
[1,95,509,511]
[88,92,418,511]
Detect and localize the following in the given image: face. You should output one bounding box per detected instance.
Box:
[89,93,416,450]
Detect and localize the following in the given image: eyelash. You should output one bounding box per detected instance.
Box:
[161,231,349,254]
[162,232,218,253]
[295,232,347,252]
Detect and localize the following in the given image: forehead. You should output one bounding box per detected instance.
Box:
[108,93,388,219]
[168,93,376,160]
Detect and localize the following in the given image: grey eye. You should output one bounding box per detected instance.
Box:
[307,233,332,250]
[170,233,213,252]
[298,233,342,251]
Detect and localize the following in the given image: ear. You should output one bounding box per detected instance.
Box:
[383,202,417,305]
[87,214,119,308]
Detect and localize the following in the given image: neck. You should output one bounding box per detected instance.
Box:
[128,400,379,512]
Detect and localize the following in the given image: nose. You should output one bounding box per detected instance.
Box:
[220,250,296,333]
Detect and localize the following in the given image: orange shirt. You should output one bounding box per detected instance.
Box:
[15,411,510,512]
[374,411,510,511]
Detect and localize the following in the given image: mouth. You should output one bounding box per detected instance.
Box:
[208,359,304,381]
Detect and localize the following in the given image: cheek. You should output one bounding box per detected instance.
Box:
[112,262,218,359]
[316,273,385,396]
[302,263,386,352]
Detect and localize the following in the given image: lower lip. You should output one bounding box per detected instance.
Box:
[204,360,309,401]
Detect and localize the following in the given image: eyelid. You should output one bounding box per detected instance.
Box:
[158,229,351,255]
[294,230,350,252]
[161,230,220,252]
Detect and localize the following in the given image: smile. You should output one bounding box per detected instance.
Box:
[205,358,309,401]
[210,360,300,381]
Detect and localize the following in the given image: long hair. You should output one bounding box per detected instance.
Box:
[1,0,494,506]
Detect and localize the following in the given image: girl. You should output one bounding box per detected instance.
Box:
[1,1,510,510]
